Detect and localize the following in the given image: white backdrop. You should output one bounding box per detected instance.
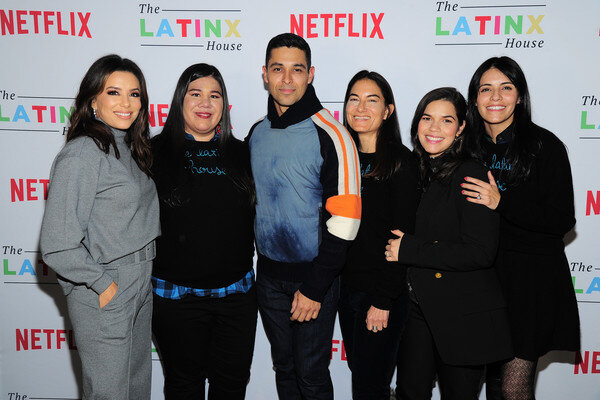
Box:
[1,1,599,399]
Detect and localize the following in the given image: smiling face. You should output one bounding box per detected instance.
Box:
[263,46,315,116]
[476,67,520,137]
[417,100,465,158]
[345,78,393,139]
[91,71,141,130]
[182,76,224,141]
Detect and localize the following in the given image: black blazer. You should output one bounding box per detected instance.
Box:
[398,160,512,366]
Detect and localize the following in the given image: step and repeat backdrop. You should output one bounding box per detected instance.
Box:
[1,1,599,399]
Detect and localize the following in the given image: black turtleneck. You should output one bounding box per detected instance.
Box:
[267,84,323,129]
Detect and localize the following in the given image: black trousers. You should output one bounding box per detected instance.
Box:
[396,300,483,400]
[152,287,258,400]
[338,284,408,400]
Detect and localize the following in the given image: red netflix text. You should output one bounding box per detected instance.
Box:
[0,9,91,37]
[574,351,600,374]
[10,178,49,202]
[16,328,77,351]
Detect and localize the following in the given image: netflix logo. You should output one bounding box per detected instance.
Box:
[331,339,347,361]
[15,328,77,351]
[291,12,384,39]
[586,190,599,216]
[10,178,49,202]
[574,351,600,374]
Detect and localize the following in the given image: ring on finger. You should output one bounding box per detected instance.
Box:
[385,251,389,257]
[477,194,482,200]
[373,326,378,332]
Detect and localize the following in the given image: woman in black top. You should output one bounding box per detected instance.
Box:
[386,87,512,400]
[338,70,420,399]
[150,63,257,399]
[461,56,580,400]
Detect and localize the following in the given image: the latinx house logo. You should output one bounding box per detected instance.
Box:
[433,2,544,49]
[138,5,243,52]
[0,9,92,37]
[290,12,384,39]
[579,95,600,140]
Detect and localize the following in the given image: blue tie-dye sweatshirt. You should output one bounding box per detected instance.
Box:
[247,84,361,302]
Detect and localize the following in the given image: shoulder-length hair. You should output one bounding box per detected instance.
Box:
[467,56,541,184]
[343,70,404,180]
[67,54,152,176]
[411,87,475,186]
[153,63,254,204]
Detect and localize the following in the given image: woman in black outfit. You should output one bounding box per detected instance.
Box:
[338,71,420,399]
[150,63,257,399]
[386,87,512,400]
[461,56,580,400]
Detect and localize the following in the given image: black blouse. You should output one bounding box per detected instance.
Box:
[342,146,420,309]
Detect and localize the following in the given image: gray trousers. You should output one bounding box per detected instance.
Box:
[66,259,153,400]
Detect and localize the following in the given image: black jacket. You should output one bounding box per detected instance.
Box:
[399,159,512,365]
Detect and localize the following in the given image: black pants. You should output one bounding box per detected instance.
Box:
[152,287,258,400]
[256,273,339,400]
[396,301,483,400]
[338,284,408,400]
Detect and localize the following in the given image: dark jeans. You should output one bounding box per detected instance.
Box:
[256,273,339,400]
[338,284,408,400]
[152,287,258,400]
[396,301,483,400]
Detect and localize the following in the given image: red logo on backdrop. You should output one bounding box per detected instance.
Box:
[586,190,599,216]
[149,104,169,128]
[148,104,233,128]
[574,351,600,374]
[10,178,49,202]
[331,339,347,361]
[15,329,77,351]
[291,13,384,39]
[0,10,92,37]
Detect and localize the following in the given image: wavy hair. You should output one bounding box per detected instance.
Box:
[67,54,152,175]
[411,87,476,186]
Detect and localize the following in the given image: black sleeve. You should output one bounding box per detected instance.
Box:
[496,134,575,236]
[371,155,420,310]
[398,163,499,272]
[299,127,361,302]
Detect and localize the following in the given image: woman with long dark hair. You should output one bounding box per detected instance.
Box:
[150,63,257,399]
[40,54,159,399]
[337,70,420,399]
[386,87,512,400]
[461,56,580,400]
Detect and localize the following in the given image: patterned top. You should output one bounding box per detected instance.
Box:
[152,269,254,300]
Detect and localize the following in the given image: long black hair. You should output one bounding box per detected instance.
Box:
[152,63,255,204]
[68,54,152,176]
[411,87,475,186]
[343,70,404,180]
[467,56,541,185]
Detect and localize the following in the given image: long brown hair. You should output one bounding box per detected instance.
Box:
[67,54,152,176]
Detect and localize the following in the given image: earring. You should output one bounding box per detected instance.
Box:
[92,108,97,119]
[215,123,222,135]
